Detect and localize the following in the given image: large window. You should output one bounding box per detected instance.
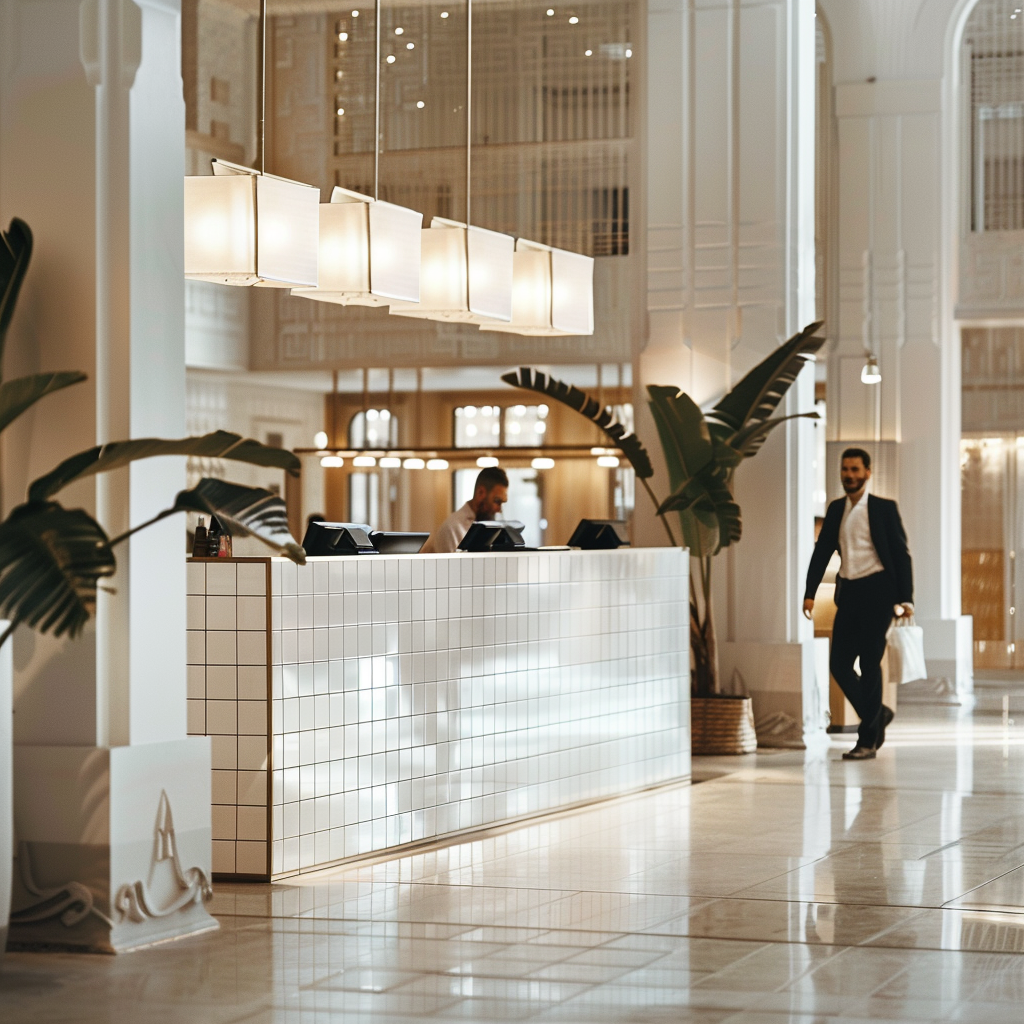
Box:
[348,408,398,528]
[452,403,549,447]
[965,1,1024,232]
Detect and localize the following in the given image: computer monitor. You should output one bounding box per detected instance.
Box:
[301,521,377,556]
[567,519,630,550]
[458,520,528,552]
[370,531,430,554]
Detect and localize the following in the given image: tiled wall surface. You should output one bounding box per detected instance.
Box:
[187,549,689,879]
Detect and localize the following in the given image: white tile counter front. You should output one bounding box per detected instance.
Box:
[186,548,690,880]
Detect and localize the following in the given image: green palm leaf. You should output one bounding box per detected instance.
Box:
[117,478,305,563]
[706,321,826,439]
[0,501,115,639]
[0,218,33,368]
[29,430,301,502]
[0,371,88,434]
[728,410,821,458]
[501,367,654,479]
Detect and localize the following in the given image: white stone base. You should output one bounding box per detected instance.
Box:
[720,639,828,748]
[915,615,973,700]
[9,738,217,953]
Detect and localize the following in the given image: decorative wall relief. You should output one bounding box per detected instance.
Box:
[11,842,111,929]
[113,791,213,924]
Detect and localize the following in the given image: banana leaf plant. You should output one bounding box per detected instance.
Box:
[501,321,825,696]
[0,217,305,648]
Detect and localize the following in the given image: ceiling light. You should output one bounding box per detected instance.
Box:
[569,15,578,24]
[379,456,402,468]
[426,458,449,470]
[477,456,500,468]
[395,26,404,34]
[591,446,614,455]
[861,354,881,384]
[351,9,359,16]
[546,8,554,14]
[184,160,320,287]
[386,54,396,63]
[597,455,619,468]
[625,48,632,57]
[480,239,593,337]
[585,49,592,56]
[441,10,449,17]
[406,42,415,49]
[338,31,348,40]
[320,455,344,468]
[336,107,345,116]
[390,218,514,325]
[417,100,425,108]
[532,457,555,470]
[353,455,377,467]
[403,458,425,469]
[184,0,320,288]
[314,431,329,449]
[292,187,422,307]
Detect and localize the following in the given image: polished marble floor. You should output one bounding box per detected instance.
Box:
[7,679,1024,1022]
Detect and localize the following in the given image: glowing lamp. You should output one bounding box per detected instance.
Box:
[184,160,319,287]
[291,187,422,306]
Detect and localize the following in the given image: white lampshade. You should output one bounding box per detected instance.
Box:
[482,239,594,336]
[184,160,320,287]
[291,187,422,306]
[389,218,514,324]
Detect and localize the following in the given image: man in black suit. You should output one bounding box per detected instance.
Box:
[802,448,914,760]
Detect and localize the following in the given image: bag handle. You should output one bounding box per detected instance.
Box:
[893,612,915,627]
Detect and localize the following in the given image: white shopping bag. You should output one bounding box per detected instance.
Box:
[887,616,927,684]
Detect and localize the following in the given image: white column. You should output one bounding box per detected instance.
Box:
[639,0,824,744]
[0,0,215,951]
[829,78,972,696]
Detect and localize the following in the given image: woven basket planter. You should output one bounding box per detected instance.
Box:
[690,695,758,755]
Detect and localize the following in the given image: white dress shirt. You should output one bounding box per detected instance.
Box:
[420,502,477,554]
[838,491,884,580]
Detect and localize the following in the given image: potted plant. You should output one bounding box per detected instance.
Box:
[503,321,825,754]
[0,218,306,956]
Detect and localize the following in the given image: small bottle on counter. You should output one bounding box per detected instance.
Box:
[192,516,208,558]
[206,516,221,558]
[218,533,231,557]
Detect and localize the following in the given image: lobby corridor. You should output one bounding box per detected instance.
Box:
[7,685,1024,1023]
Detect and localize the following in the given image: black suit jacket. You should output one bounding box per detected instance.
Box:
[804,494,913,606]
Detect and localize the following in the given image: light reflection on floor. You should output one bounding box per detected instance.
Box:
[6,678,1024,1022]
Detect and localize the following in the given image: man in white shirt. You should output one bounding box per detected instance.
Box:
[420,467,509,554]
[803,448,914,760]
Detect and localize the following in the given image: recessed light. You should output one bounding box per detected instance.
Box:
[625,48,632,57]
[386,54,396,63]
[416,100,425,108]
[546,8,554,15]
[336,107,345,115]
[338,31,348,40]
[569,15,578,24]
[441,11,449,17]
[351,9,359,15]
[395,26,404,35]
[585,48,592,56]
[406,41,414,49]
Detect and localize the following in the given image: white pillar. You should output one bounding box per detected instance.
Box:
[829,77,972,697]
[640,0,824,744]
[0,0,215,951]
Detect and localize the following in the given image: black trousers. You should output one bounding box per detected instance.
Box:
[830,572,895,748]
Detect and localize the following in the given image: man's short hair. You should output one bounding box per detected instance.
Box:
[841,447,871,470]
[474,466,509,492]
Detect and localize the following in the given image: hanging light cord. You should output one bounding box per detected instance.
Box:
[257,0,266,175]
[374,0,381,200]
[466,0,472,226]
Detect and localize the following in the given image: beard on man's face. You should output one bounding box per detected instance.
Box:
[841,476,865,494]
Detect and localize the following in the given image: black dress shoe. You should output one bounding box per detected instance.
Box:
[876,705,895,749]
[842,745,877,760]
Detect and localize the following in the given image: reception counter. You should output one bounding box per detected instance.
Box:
[186,548,689,880]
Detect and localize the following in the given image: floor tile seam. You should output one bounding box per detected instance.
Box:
[938,859,1024,908]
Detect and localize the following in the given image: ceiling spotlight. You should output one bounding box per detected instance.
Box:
[338,31,348,40]
[416,100,425,108]
[403,457,425,469]
[426,458,449,470]
[320,455,344,468]
[625,48,632,57]
[379,456,402,468]
[336,107,345,116]
[441,10,449,17]
[351,9,359,15]
[531,457,555,470]
[546,7,554,14]
[395,26,404,34]
[477,456,500,468]
[585,49,592,56]
[569,15,578,24]
[353,455,377,467]
[386,54,396,63]
[597,455,619,468]
[406,41,415,49]
[861,354,881,384]
[313,431,329,449]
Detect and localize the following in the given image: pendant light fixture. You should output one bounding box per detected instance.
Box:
[481,239,595,336]
[291,0,422,307]
[861,353,881,384]
[389,0,514,324]
[184,0,320,287]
